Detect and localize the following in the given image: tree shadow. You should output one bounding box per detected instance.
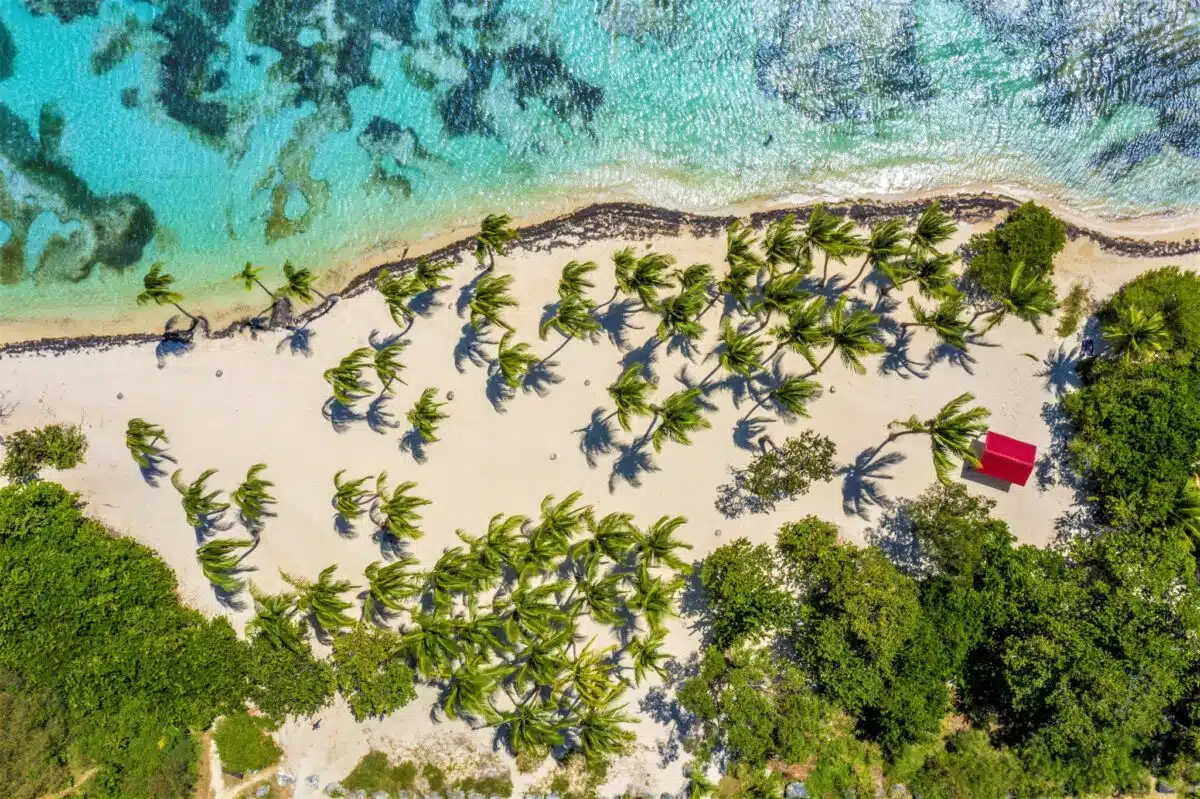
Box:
[731,416,770,452]
[192,513,235,544]
[1034,344,1082,397]
[154,332,193,365]
[1036,400,1089,504]
[608,441,660,492]
[864,500,927,577]
[334,513,358,539]
[714,469,767,519]
[454,323,491,373]
[366,395,401,434]
[372,528,413,561]
[400,428,430,464]
[925,340,980,375]
[485,372,516,413]
[455,271,485,318]
[408,288,442,320]
[213,583,250,612]
[574,408,616,468]
[139,451,176,487]
[837,447,905,520]
[663,332,702,362]
[596,299,642,350]
[522,359,563,398]
[275,326,315,357]
[879,327,929,380]
[539,300,561,336]
[322,397,367,433]
[620,336,660,380]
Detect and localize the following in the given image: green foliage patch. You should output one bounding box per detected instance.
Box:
[213,710,281,775]
[0,423,87,481]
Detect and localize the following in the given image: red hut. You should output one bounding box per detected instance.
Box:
[976,431,1037,486]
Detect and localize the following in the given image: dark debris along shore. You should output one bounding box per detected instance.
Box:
[4,194,1198,359]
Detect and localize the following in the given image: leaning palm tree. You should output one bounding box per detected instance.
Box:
[751,272,807,331]
[171,468,228,528]
[814,295,885,374]
[675,263,716,300]
[557,260,598,300]
[323,347,373,405]
[196,538,253,593]
[648,389,712,452]
[407,387,449,442]
[282,565,358,636]
[425,546,486,611]
[414,255,455,293]
[886,392,992,484]
[700,321,766,386]
[377,269,423,330]
[605,365,658,432]
[906,250,959,300]
[540,291,601,344]
[908,200,956,256]
[136,262,198,323]
[276,261,327,305]
[373,340,407,393]
[761,214,801,274]
[401,612,464,679]
[474,213,518,272]
[767,296,828,369]
[233,261,276,302]
[634,515,692,573]
[231,463,276,530]
[616,249,675,309]
[496,573,569,644]
[742,374,821,421]
[845,218,907,290]
[724,218,764,275]
[443,658,510,725]
[531,491,592,554]
[494,332,539,390]
[513,629,571,693]
[125,417,168,469]
[714,257,759,316]
[969,263,1058,334]
[362,557,423,621]
[573,701,638,767]
[333,470,374,520]
[626,629,671,686]
[573,510,639,565]
[554,638,618,706]
[458,512,529,575]
[655,285,707,345]
[246,587,302,652]
[496,697,566,760]
[626,571,684,633]
[469,272,519,333]
[373,472,431,540]
[1102,305,1170,365]
[904,295,971,351]
[565,559,627,627]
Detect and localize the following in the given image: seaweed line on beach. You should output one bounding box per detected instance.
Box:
[4,193,1198,359]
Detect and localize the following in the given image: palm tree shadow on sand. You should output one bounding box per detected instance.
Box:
[372,527,414,562]
[139,452,176,487]
[213,581,251,612]
[1035,344,1082,397]
[879,327,929,380]
[275,326,315,357]
[620,336,660,381]
[838,446,906,520]
[322,397,367,433]
[608,441,660,492]
[400,428,430,463]
[454,323,492,373]
[522,360,563,398]
[575,408,616,468]
[596,299,642,350]
[485,372,516,414]
[366,395,401,434]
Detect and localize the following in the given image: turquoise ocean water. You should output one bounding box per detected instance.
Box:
[0,0,1198,326]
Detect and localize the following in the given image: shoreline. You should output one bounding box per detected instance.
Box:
[3,189,1199,356]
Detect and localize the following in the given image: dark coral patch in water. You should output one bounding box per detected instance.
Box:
[20,0,101,23]
[152,2,234,141]
[502,44,604,127]
[0,20,15,81]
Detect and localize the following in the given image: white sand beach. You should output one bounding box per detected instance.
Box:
[2,201,1199,796]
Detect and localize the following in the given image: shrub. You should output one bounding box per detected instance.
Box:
[247,633,335,723]
[699,538,794,646]
[423,762,447,792]
[330,625,417,720]
[1055,281,1093,338]
[1097,266,1200,357]
[213,710,281,775]
[0,424,87,482]
[740,431,836,510]
[966,202,1066,295]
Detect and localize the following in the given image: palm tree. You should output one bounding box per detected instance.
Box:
[246,587,302,652]
[655,286,707,345]
[565,559,626,627]
[742,374,821,421]
[968,263,1058,334]
[443,658,510,724]
[761,214,801,274]
[676,263,715,297]
[333,470,374,520]
[282,565,358,636]
[572,702,637,767]
[171,468,228,528]
[513,629,571,692]
[196,538,253,593]
[469,273,519,333]
[751,272,807,331]
[615,249,675,309]
[605,365,658,432]
[700,321,766,386]
[496,697,565,759]
[626,629,670,685]
[424,545,499,600]
[540,291,601,344]
[373,340,407,393]
[233,261,276,306]
[531,491,592,555]
[1168,477,1200,536]
[362,557,422,621]
[557,260,598,300]
[496,573,569,643]
[846,218,907,290]
[407,387,449,442]
[373,473,431,540]
[459,599,511,661]
[904,295,971,351]
[626,571,683,633]
[571,510,639,566]
[906,250,959,300]
[401,611,463,679]
[414,255,454,293]
[231,463,276,530]
[799,205,864,286]
[634,515,692,573]
[555,638,617,705]
[125,417,168,469]
[1103,305,1170,365]
[648,389,711,452]
[136,262,198,324]
[767,296,828,369]
[474,213,518,272]
[908,201,956,255]
[814,295,885,374]
[493,332,539,390]
[715,257,759,316]
[323,347,373,405]
[458,513,529,575]
[276,261,327,305]
[377,269,423,330]
[724,219,764,276]
[886,392,991,484]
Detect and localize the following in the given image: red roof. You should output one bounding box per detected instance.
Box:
[976,431,1037,486]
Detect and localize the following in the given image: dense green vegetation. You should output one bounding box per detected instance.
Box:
[0,422,87,481]
[343,750,514,798]
[965,201,1066,297]
[212,710,281,775]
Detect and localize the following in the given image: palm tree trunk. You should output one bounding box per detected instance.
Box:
[254,278,275,299]
[741,394,766,422]
[697,294,720,321]
[846,255,871,290]
[537,334,573,367]
[635,412,659,450]
[593,286,621,312]
[811,343,838,375]
[766,341,788,362]
[699,362,723,389]
[758,435,777,453]
[820,253,830,287]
